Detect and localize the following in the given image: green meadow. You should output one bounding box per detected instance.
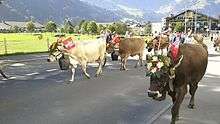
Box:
[0,33,97,55]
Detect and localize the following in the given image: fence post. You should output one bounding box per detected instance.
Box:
[3,38,7,55]
[47,37,50,51]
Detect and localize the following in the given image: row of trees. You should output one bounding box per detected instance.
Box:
[8,19,155,36]
[10,20,129,35]
[61,20,129,35]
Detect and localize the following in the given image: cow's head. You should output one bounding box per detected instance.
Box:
[146,35,170,52]
[106,42,115,54]
[148,55,183,100]
[47,42,63,62]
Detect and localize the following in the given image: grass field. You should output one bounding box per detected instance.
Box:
[0,33,97,55]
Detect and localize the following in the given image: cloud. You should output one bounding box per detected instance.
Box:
[155,4,174,14]
[175,0,210,9]
[175,0,185,3]
[117,5,144,17]
[191,0,209,9]
[214,0,220,4]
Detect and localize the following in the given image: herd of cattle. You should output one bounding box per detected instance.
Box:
[0,33,219,124]
[46,33,213,124]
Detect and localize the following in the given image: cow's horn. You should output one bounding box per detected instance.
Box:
[174,55,184,69]
[169,79,174,92]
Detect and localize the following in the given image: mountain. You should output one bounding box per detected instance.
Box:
[80,0,220,21]
[0,0,120,24]
[80,0,163,22]
[0,0,219,24]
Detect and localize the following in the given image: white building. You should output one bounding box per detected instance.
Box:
[151,22,163,36]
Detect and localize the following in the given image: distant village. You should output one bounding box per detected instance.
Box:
[0,10,219,36]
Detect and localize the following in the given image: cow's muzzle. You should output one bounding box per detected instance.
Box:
[148,90,162,99]
[47,58,51,62]
[147,47,153,52]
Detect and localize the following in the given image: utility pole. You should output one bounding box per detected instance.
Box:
[184,8,187,33]
[194,9,197,33]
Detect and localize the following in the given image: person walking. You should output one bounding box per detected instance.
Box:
[184,28,193,44]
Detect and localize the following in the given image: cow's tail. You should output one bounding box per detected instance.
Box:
[193,34,208,51]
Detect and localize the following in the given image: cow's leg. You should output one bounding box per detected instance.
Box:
[95,59,102,77]
[81,61,90,79]
[135,53,143,68]
[69,67,76,82]
[188,84,198,109]
[0,69,8,79]
[168,91,176,103]
[121,55,129,70]
[171,85,187,124]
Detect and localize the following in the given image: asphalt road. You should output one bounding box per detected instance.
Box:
[0,55,170,124]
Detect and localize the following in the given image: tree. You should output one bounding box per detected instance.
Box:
[174,22,184,32]
[97,24,106,34]
[113,22,128,35]
[45,21,57,32]
[63,20,75,34]
[26,21,35,32]
[79,20,85,29]
[107,24,115,33]
[80,21,89,34]
[87,21,98,34]
[144,22,152,35]
[12,26,20,33]
[74,25,80,33]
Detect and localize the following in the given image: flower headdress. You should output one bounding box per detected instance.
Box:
[146,54,171,78]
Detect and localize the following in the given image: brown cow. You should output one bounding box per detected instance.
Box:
[147,35,208,124]
[107,37,145,70]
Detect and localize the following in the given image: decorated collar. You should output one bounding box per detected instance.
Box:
[62,37,76,50]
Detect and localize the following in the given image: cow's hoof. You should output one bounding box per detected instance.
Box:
[170,121,175,124]
[66,81,73,85]
[176,115,180,121]
[86,76,91,79]
[188,104,195,109]
[95,74,99,77]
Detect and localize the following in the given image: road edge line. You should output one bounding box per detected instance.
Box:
[146,103,172,124]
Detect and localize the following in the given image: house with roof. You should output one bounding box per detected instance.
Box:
[0,21,44,32]
[165,10,220,33]
[0,22,11,32]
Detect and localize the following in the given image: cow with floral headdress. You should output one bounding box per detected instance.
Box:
[146,33,208,124]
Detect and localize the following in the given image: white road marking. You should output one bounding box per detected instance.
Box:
[212,88,220,92]
[34,71,62,80]
[46,69,58,72]
[10,63,25,67]
[25,72,39,76]
[198,84,208,87]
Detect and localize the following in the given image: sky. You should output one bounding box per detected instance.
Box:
[80,0,220,18]
[113,0,220,16]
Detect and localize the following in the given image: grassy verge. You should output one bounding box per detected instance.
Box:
[0,33,97,55]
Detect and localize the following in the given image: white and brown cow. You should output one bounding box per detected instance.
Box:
[47,37,106,82]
